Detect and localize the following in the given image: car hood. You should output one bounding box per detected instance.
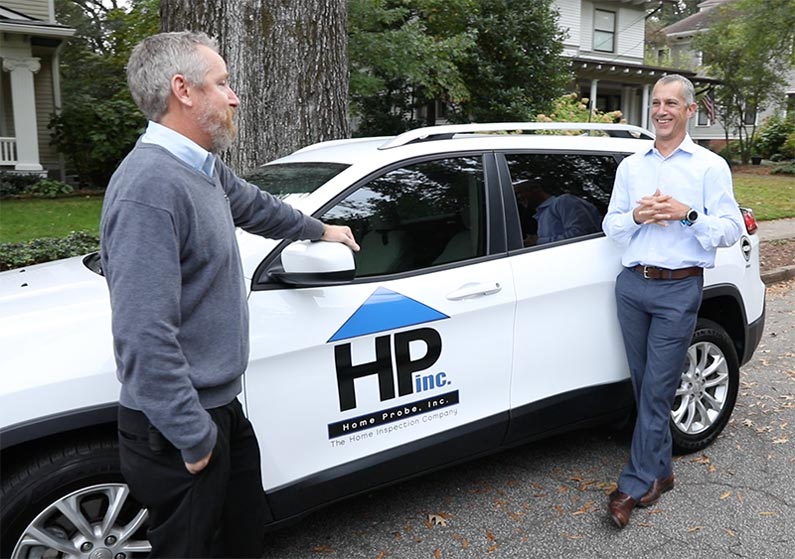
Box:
[0,256,119,429]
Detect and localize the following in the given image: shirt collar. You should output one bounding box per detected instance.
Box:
[646,134,696,159]
[141,121,216,177]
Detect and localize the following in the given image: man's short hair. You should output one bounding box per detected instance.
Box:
[655,74,696,106]
[127,31,219,121]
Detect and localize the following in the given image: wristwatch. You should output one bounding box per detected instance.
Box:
[681,208,698,227]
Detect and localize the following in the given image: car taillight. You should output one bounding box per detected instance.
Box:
[740,207,758,235]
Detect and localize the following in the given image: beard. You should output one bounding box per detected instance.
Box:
[198,105,237,153]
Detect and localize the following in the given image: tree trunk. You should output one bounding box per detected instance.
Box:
[160,0,349,173]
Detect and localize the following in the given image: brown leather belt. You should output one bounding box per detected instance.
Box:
[630,265,703,280]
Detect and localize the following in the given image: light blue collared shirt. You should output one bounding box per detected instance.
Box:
[602,135,743,269]
[141,121,216,177]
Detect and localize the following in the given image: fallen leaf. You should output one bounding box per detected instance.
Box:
[452,534,470,549]
[708,464,717,473]
[773,437,789,444]
[759,512,777,517]
[723,528,737,537]
[719,491,732,500]
[572,502,596,516]
[485,529,497,541]
[427,514,448,527]
[433,549,442,559]
[312,545,334,553]
[691,454,710,465]
[560,533,583,540]
[486,544,499,553]
[687,526,704,533]
[507,511,523,522]
[376,552,387,559]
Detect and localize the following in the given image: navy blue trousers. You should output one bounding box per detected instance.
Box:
[614,267,702,499]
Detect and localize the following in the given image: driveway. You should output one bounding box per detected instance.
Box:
[262,279,795,559]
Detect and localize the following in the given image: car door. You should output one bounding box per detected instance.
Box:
[499,152,633,443]
[244,153,516,519]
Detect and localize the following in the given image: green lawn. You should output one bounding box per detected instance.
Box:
[733,171,795,222]
[0,169,792,244]
[0,196,103,243]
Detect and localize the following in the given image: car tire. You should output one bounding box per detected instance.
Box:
[671,319,740,455]
[0,435,150,558]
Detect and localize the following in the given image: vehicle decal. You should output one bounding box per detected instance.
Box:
[328,390,459,439]
[328,288,459,441]
[327,287,449,343]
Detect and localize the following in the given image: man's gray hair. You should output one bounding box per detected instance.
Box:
[127,31,219,121]
[655,74,696,106]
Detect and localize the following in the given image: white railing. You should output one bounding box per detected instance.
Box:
[0,137,17,165]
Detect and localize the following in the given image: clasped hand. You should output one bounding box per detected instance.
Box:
[633,189,688,227]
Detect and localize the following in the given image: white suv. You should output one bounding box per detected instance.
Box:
[0,123,766,558]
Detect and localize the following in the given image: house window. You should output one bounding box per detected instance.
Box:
[593,9,616,53]
[744,106,757,126]
[786,93,795,119]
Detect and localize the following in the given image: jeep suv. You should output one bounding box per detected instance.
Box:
[0,123,765,558]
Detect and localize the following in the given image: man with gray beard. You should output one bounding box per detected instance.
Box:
[100,32,358,557]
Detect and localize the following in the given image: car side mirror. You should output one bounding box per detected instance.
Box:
[272,240,355,286]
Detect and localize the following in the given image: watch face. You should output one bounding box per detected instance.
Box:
[687,209,698,222]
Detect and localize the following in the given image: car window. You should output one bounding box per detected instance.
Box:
[505,153,617,247]
[320,156,487,277]
[245,162,350,198]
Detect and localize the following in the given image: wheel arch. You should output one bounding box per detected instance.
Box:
[699,284,749,366]
[1,404,118,470]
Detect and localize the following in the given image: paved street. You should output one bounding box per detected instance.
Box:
[262,280,794,559]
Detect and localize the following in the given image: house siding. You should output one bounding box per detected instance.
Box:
[33,55,60,173]
[553,0,582,57]
[4,0,51,21]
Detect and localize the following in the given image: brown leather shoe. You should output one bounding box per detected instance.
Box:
[608,490,637,529]
[638,475,675,508]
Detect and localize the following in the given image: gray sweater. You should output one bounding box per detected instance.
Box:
[100,142,324,463]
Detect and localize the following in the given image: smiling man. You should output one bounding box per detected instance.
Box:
[601,74,743,529]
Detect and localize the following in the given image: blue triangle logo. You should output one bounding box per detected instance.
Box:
[328,287,449,342]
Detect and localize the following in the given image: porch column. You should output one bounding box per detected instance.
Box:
[589,79,599,116]
[621,86,634,124]
[2,56,43,172]
[641,84,651,130]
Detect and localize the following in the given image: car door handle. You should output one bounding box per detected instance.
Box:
[446,282,502,301]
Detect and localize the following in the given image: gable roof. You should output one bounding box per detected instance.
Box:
[661,0,733,36]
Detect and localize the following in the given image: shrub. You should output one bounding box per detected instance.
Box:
[755,115,795,159]
[0,171,41,198]
[0,231,100,271]
[717,144,738,167]
[26,179,74,198]
[771,163,795,175]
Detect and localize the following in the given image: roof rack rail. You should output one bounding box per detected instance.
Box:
[379,122,654,150]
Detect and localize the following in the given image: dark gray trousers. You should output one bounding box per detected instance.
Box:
[614,267,703,499]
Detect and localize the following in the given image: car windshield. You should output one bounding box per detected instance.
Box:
[245,162,349,198]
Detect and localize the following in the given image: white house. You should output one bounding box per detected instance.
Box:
[553,0,718,132]
[0,0,74,176]
[659,0,795,144]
